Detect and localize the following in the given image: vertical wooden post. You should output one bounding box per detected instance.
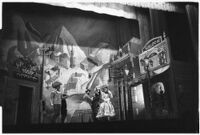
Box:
[39,45,45,123]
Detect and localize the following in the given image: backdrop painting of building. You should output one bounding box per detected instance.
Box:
[39,26,116,123]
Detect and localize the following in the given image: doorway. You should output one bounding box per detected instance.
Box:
[16,85,33,124]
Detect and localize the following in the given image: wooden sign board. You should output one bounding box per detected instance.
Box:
[13,57,40,82]
[142,36,162,53]
[139,37,170,74]
[109,68,123,78]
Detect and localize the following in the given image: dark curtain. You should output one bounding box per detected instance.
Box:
[149,9,168,37]
[165,11,195,63]
[185,4,198,62]
[115,17,140,48]
[149,8,195,63]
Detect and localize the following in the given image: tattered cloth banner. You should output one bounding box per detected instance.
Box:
[40,2,184,20]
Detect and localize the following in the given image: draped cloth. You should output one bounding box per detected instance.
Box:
[45,2,184,20]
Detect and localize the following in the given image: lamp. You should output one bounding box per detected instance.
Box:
[38,45,54,123]
[124,64,129,76]
[119,47,123,57]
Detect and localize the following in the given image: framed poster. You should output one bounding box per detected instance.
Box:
[139,37,170,74]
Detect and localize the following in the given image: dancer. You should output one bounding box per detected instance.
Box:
[61,96,68,123]
[50,81,67,123]
[96,85,115,121]
[74,89,93,123]
[91,87,102,121]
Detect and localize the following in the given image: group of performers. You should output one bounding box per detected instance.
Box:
[50,81,115,123]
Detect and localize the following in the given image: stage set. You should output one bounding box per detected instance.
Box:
[0,2,198,133]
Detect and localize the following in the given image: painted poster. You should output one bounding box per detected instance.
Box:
[139,37,170,74]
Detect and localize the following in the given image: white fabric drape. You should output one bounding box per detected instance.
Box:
[126,2,184,13]
[40,2,184,20]
[47,2,137,19]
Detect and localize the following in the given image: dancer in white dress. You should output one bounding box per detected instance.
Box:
[96,85,115,121]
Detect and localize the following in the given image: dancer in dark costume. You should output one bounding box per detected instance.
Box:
[71,89,93,123]
[91,87,102,121]
[61,97,67,123]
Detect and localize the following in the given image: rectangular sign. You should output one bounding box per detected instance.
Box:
[139,38,170,74]
[14,71,39,82]
[13,57,40,82]
[109,68,123,78]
